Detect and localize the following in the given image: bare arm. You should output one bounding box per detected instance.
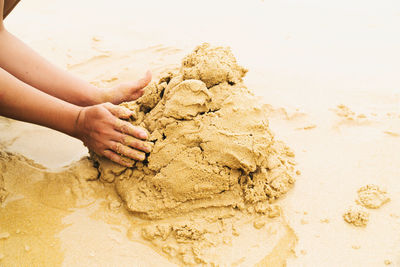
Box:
[0,29,103,106]
[0,66,80,137]
[0,21,151,106]
[0,3,152,166]
[0,66,152,166]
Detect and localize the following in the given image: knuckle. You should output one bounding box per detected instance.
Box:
[102,150,113,160]
[109,142,119,152]
[123,137,150,153]
[104,151,121,164]
[124,136,137,146]
[93,104,105,113]
[96,127,109,136]
[131,126,142,135]
[144,141,153,152]
[114,119,124,129]
[121,124,130,132]
[136,140,148,151]
[114,106,123,114]
[122,123,134,134]
[118,133,127,143]
[92,107,108,119]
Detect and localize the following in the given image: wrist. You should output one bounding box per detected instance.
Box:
[78,85,108,106]
[98,87,118,104]
[65,105,85,139]
[91,86,108,105]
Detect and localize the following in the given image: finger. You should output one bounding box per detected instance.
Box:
[114,119,148,140]
[116,133,152,153]
[110,141,146,161]
[103,102,134,119]
[102,149,135,167]
[134,70,152,90]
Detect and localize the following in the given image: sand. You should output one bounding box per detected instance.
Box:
[1,0,400,266]
[356,184,390,209]
[91,44,298,264]
[94,44,296,221]
[343,206,370,227]
[342,184,390,228]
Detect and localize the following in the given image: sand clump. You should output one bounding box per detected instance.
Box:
[343,206,369,227]
[356,184,390,209]
[91,43,298,264]
[343,184,389,227]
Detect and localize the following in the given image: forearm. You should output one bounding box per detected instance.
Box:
[0,28,103,106]
[0,67,81,137]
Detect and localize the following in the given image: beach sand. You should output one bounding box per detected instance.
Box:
[1,0,400,266]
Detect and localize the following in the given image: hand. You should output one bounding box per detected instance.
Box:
[74,102,152,167]
[103,70,152,105]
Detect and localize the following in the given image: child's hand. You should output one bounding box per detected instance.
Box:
[74,102,152,167]
[102,70,152,105]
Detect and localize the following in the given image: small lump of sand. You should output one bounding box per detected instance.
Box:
[0,232,10,240]
[343,206,369,227]
[253,219,266,229]
[384,260,392,265]
[356,184,390,209]
[180,43,247,88]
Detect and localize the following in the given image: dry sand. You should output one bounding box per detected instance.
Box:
[1,0,400,266]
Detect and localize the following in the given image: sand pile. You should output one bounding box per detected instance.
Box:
[356,184,390,209]
[343,184,390,227]
[343,206,370,227]
[93,43,297,219]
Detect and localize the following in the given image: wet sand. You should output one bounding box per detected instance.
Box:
[1,0,400,266]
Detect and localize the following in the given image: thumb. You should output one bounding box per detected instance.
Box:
[109,70,153,104]
[127,70,152,97]
[103,103,134,119]
[134,70,152,91]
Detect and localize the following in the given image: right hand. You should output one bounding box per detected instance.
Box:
[74,102,152,167]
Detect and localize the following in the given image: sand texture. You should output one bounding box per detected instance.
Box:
[356,184,390,209]
[93,44,297,220]
[343,206,370,227]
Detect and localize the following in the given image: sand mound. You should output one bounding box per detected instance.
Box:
[93,43,297,219]
[356,184,390,209]
[343,206,369,227]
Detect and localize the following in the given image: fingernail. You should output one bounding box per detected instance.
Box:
[145,145,152,152]
[139,131,148,139]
